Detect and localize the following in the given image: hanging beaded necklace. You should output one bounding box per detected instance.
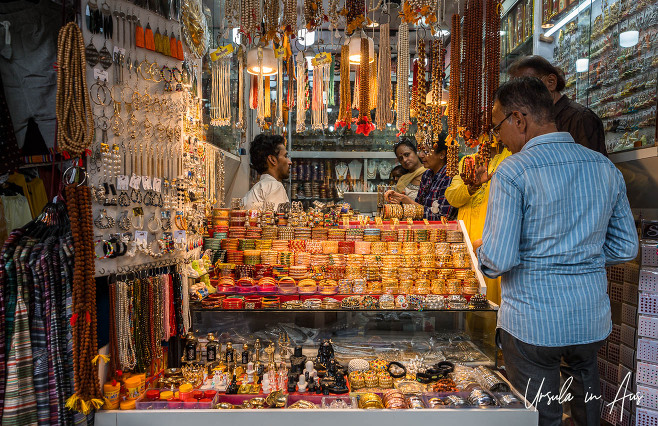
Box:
[375,23,393,130]
[210,57,231,126]
[414,39,428,148]
[446,13,461,177]
[296,52,309,132]
[336,44,352,129]
[396,21,410,134]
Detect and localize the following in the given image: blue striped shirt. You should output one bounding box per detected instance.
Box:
[476,132,638,347]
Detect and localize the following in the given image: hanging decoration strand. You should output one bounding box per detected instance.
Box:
[375,23,393,130]
[396,21,410,134]
[336,44,352,129]
[56,22,94,156]
[295,52,308,132]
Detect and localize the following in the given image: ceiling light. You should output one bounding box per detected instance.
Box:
[619,30,639,47]
[246,47,278,76]
[366,21,379,28]
[297,29,316,47]
[575,58,589,73]
[347,31,375,64]
[544,0,592,37]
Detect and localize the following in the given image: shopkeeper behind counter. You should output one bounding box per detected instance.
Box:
[242,134,292,210]
[387,132,456,221]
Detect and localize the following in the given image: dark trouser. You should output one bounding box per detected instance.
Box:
[498,329,604,426]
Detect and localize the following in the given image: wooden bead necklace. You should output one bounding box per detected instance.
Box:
[304,0,324,31]
[236,47,246,131]
[56,22,94,156]
[430,39,443,143]
[283,0,297,34]
[263,0,280,35]
[356,37,375,136]
[375,23,393,130]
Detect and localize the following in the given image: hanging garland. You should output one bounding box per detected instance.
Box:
[263,0,280,37]
[336,44,352,129]
[296,52,309,132]
[346,0,366,34]
[210,57,231,126]
[304,0,324,31]
[446,13,461,177]
[356,37,374,136]
[481,0,502,159]
[396,21,410,135]
[283,0,297,34]
[375,22,393,130]
[225,0,240,29]
[240,0,260,42]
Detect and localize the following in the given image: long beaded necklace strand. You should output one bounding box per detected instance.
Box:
[225,0,240,28]
[375,23,393,130]
[346,0,365,33]
[446,13,461,177]
[277,53,285,127]
[236,47,246,131]
[256,48,267,127]
[64,184,103,414]
[296,52,308,132]
[240,0,260,41]
[263,0,280,35]
[336,44,352,129]
[356,37,374,135]
[369,51,378,111]
[304,0,324,31]
[56,22,94,156]
[396,21,410,133]
[415,39,428,149]
[283,0,297,34]
[410,59,418,119]
[311,60,330,130]
[430,39,443,141]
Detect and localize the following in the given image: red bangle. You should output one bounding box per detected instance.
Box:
[244,295,261,309]
[223,297,244,309]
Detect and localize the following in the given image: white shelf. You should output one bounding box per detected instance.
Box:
[291,151,397,159]
[96,406,537,426]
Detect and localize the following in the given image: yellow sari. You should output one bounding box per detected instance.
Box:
[444,149,511,304]
[394,167,426,194]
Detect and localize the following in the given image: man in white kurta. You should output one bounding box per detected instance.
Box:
[242,134,291,210]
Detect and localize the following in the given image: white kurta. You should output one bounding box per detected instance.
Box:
[242,173,289,210]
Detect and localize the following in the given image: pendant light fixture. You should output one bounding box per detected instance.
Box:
[347,30,375,65]
[246,47,278,76]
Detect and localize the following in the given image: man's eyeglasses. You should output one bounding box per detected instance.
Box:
[491,111,527,136]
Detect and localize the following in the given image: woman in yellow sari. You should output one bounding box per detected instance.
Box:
[393,139,426,200]
[445,145,511,305]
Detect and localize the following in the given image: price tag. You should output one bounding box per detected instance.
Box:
[142,176,152,190]
[391,218,400,227]
[129,174,141,190]
[135,231,148,245]
[311,52,331,66]
[117,175,129,191]
[174,230,187,243]
[210,44,234,61]
[342,217,350,227]
[374,216,383,226]
[152,178,162,192]
[274,46,287,59]
[93,68,109,81]
[423,218,430,226]
[406,217,414,225]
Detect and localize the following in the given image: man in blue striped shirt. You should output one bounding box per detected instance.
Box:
[476,77,638,426]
